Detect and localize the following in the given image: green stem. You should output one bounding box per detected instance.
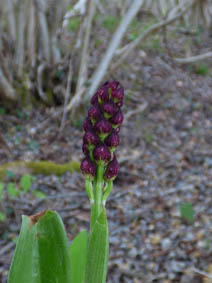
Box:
[102,181,113,206]
[93,165,104,227]
[85,179,94,202]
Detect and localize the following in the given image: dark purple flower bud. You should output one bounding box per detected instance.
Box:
[82,143,89,154]
[110,109,124,127]
[108,81,120,91]
[90,93,98,105]
[97,86,109,104]
[83,131,99,146]
[88,105,101,122]
[83,117,92,132]
[111,87,124,104]
[81,156,96,179]
[94,119,112,140]
[103,81,109,87]
[105,132,119,149]
[116,100,123,108]
[104,155,119,181]
[114,126,121,134]
[102,101,117,118]
[93,144,111,165]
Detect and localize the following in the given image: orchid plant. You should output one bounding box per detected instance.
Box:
[8,81,124,283]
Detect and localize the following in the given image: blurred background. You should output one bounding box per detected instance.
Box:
[0,0,212,282]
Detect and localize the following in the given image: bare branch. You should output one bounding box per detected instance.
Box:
[111,0,196,71]
[59,59,73,136]
[27,0,36,67]
[16,0,26,77]
[87,0,145,100]
[37,63,47,101]
[175,51,212,64]
[191,267,212,280]
[0,67,16,100]
[4,0,16,42]
[36,0,50,62]
[67,0,96,112]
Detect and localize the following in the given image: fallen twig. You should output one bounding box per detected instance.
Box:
[175,51,212,64]
[191,267,212,280]
[0,242,15,257]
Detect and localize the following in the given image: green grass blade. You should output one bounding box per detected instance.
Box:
[70,230,87,283]
[8,210,71,283]
[85,208,109,283]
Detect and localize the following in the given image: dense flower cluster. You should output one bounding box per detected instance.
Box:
[81,81,124,181]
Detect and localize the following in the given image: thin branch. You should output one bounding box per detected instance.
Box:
[87,0,144,100]
[111,0,196,71]
[27,0,36,67]
[36,0,50,62]
[58,59,73,136]
[175,51,212,63]
[37,63,47,101]
[0,67,16,100]
[0,242,15,257]
[16,0,26,77]
[191,267,212,280]
[67,0,96,112]
[4,0,16,42]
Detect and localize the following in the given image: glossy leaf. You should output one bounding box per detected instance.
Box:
[8,210,71,283]
[85,208,109,283]
[70,230,87,283]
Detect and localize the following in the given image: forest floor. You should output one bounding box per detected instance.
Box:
[0,27,212,283]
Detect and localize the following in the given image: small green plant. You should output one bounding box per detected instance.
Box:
[0,107,6,115]
[0,174,43,222]
[146,35,162,52]
[68,16,81,32]
[102,15,120,31]
[8,81,124,283]
[0,182,6,222]
[32,190,46,199]
[7,182,19,198]
[28,140,39,150]
[20,174,32,192]
[180,202,195,223]
[194,63,209,76]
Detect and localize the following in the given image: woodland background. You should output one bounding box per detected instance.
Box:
[0,0,212,282]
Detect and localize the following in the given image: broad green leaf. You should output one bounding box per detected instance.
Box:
[85,208,109,283]
[7,183,19,198]
[20,174,32,192]
[0,182,4,200]
[180,202,194,223]
[70,230,87,283]
[8,210,71,283]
